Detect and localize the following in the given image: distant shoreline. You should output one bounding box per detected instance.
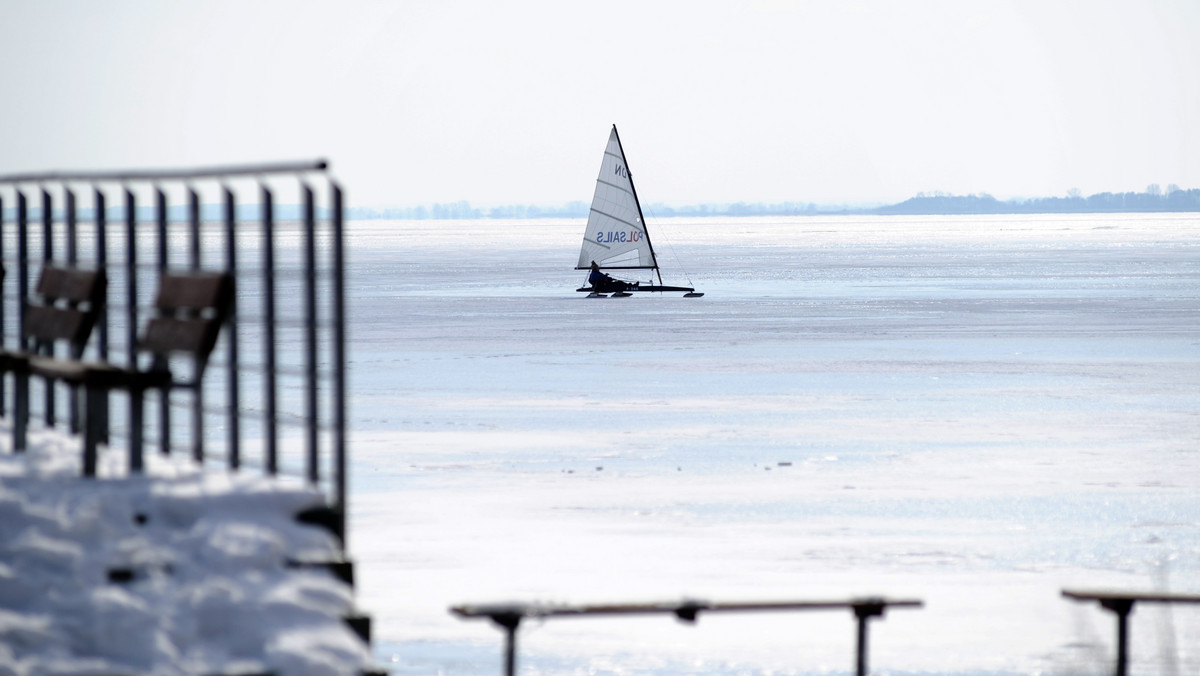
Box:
[4,188,1198,222]
[350,187,1200,220]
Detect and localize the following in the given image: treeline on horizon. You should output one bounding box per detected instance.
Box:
[350,185,1200,220]
[878,185,1200,215]
[5,187,1197,223]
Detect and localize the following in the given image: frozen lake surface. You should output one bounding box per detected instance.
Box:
[345,214,1199,675]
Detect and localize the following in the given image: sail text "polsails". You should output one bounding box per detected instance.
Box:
[594,230,643,244]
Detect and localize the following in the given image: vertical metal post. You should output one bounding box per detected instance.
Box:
[66,189,77,264]
[155,187,170,456]
[94,189,109,444]
[852,601,884,676]
[125,188,143,473]
[41,189,55,427]
[95,189,109,359]
[65,188,81,433]
[41,189,53,259]
[491,614,521,676]
[17,192,28,350]
[124,188,138,365]
[155,188,168,272]
[504,625,517,676]
[261,184,278,474]
[223,186,240,470]
[302,183,319,484]
[189,188,201,269]
[856,613,868,676]
[188,187,204,463]
[14,191,29,451]
[331,182,347,545]
[1100,599,1134,676]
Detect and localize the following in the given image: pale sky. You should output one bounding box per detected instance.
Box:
[2,0,1197,207]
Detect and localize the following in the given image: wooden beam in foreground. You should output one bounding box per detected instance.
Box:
[451,597,924,676]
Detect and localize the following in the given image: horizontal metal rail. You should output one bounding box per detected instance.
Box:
[452,596,923,676]
[0,159,328,184]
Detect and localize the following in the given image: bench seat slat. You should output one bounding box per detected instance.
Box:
[27,355,172,389]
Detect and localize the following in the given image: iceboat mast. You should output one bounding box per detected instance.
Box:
[610,124,664,286]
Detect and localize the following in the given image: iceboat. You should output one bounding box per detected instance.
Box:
[575,125,703,298]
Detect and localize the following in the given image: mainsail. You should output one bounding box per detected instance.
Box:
[576,126,658,271]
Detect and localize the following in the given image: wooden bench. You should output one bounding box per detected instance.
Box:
[12,269,233,476]
[0,265,107,454]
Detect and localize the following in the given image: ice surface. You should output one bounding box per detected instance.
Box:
[347,214,1200,675]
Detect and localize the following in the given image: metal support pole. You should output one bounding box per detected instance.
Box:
[14,191,28,450]
[125,188,142,472]
[261,184,277,474]
[66,188,77,264]
[331,182,347,546]
[1099,598,1134,676]
[223,187,240,470]
[17,192,27,350]
[41,189,53,260]
[42,189,55,427]
[490,613,521,676]
[853,601,885,676]
[94,189,110,444]
[65,188,81,433]
[188,188,201,269]
[155,188,170,456]
[302,183,319,484]
[155,188,168,271]
[124,188,138,365]
[188,187,204,463]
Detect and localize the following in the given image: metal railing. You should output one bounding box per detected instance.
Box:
[452,596,924,676]
[0,159,348,544]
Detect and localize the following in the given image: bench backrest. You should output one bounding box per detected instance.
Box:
[139,271,234,376]
[24,266,107,359]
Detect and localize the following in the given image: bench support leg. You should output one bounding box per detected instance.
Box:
[160,388,171,456]
[192,384,204,463]
[68,384,82,434]
[129,388,144,473]
[96,390,109,444]
[14,372,29,453]
[83,385,102,477]
[44,374,55,430]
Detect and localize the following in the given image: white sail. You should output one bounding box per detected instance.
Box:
[576,126,658,270]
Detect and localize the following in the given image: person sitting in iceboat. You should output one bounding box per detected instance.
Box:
[588,261,638,294]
